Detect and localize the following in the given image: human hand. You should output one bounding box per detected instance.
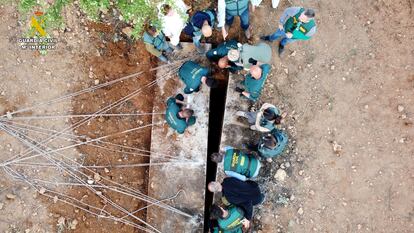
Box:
[235,87,244,93]
[241,219,250,229]
[286,32,293,38]
[278,24,284,30]
[222,27,228,40]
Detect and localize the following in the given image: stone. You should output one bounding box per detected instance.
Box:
[69,219,78,230]
[298,170,304,176]
[57,216,65,225]
[94,173,101,182]
[309,190,315,196]
[122,27,133,37]
[87,179,94,184]
[330,65,335,70]
[397,105,404,112]
[297,207,304,215]
[94,79,100,85]
[332,141,342,154]
[39,187,46,194]
[274,169,287,182]
[0,202,4,210]
[284,68,289,75]
[6,194,16,199]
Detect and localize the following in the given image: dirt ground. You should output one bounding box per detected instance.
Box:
[0,0,413,232]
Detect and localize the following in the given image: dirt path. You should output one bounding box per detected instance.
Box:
[248,0,414,232]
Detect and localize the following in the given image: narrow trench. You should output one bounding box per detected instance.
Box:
[204,71,229,232]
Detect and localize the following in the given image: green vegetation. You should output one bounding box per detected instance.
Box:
[10,0,185,39]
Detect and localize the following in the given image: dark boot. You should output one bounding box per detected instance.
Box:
[260,35,270,41]
[278,44,285,56]
[175,43,183,50]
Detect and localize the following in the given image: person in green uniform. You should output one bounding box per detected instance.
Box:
[178,61,217,94]
[235,64,271,102]
[227,42,272,70]
[261,7,317,55]
[183,9,216,53]
[210,204,250,233]
[236,103,283,132]
[205,39,243,73]
[257,128,288,162]
[165,93,196,134]
[143,26,173,63]
[210,146,261,181]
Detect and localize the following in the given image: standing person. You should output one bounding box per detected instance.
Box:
[159,0,190,49]
[165,94,196,134]
[143,26,173,63]
[235,64,271,102]
[178,61,217,94]
[217,0,252,40]
[256,128,288,162]
[261,7,317,55]
[208,177,265,220]
[210,146,261,181]
[227,42,272,70]
[250,0,279,12]
[210,204,250,233]
[236,103,283,132]
[183,9,216,53]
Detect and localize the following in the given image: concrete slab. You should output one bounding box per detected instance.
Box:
[216,72,253,181]
[147,42,212,233]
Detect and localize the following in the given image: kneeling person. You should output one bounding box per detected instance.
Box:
[211,146,261,181]
[165,94,196,134]
[210,204,250,233]
[208,177,264,220]
[179,61,217,94]
[258,128,288,162]
[235,64,271,102]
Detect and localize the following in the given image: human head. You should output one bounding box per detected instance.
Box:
[299,9,315,23]
[201,24,212,37]
[218,56,230,69]
[161,4,172,16]
[147,25,158,36]
[263,108,278,120]
[263,134,277,148]
[202,76,218,88]
[207,181,222,193]
[227,49,240,62]
[210,204,226,219]
[210,152,224,163]
[250,65,263,79]
[180,109,194,118]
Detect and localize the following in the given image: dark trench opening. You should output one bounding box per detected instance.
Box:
[204,70,229,232]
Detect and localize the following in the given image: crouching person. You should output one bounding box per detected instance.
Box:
[143,26,173,63]
[257,128,288,162]
[165,94,196,134]
[211,146,261,181]
[210,204,250,233]
[235,64,271,102]
[208,178,265,220]
[178,61,218,94]
[236,103,283,132]
[183,9,216,53]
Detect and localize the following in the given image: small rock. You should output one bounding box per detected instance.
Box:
[94,173,101,182]
[69,219,78,229]
[309,190,315,196]
[298,170,304,176]
[283,68,289,75]
[297,207,304,215]
[285,162,291,168]
[397,105,404,112]
[6,194,16,199]
[6,111,12,119]
[122,27,133,37]
[357,224,362,230]
[289,51,296,57]
[87,179,94,184]
[94,79,100,85]
[332,141,342,154]
[53,196,58,203]
[39,187,46,194]
[330,65,335,70]
[401,114,407,119]
[0,202,4,210]
[274,169,287,182]
[104,168,110,173]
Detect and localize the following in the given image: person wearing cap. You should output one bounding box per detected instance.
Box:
[208,177,264,220]
[159,1,190,49]
[261,7,317,55]
[236,103,283,132]
[143,26,173,63]
[183,9,216,53]
[178,61,217,94]
[235,64,271,102]
[217,0,252,40]
[210,145,261,181]
[227,42,272,70]
[165,93,196,134]
[205,39,244,74]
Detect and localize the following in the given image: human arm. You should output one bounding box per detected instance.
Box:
[217,0,226,28]
[279,7,301,25]
[183,87,193,94]
[224,171,247,181]
[144,43,162,57]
